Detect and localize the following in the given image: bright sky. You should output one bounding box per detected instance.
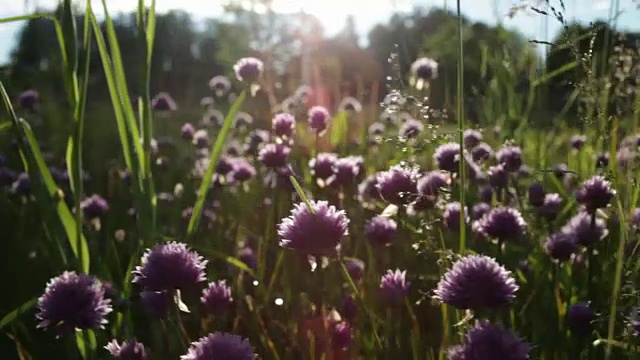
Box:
[0,0,639,64]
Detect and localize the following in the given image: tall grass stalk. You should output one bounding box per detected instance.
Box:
[455,0,466,253]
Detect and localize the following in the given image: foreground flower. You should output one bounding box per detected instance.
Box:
[410,57,438,81]
[434,255,518,311]
[36,272,112,335]
[447,321,530,360]
[496,145,523,172]
[566,302,596,336]
[561,212,608,246]
[576,175,616,213]
[133,242,208,291]
[233,57,263,83]
[181,332,255,360]
[106,339,149,360]
[151,92,177,111]
[379,269,410,306]
[309,152,338,180]
[476,207,527,243]
[272,113,296,138]
[365,216,397,247]
[81,194,109,219]
[278,200,350,256]
[258,143,290,168]
[376,165,419,205]
[544,232,578,262]
[201,280,233,314]
[308,106,331,134]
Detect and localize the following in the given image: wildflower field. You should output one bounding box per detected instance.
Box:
[1,0,640,359]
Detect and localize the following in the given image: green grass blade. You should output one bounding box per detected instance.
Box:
[0,122,10,133]
[289,175,315,214]
[0,298,36,331]
[330,111,348,147]
[187,90,247,236]
[532,61,577,87]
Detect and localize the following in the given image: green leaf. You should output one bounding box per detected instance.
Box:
[0,298,36,331]
[75,330,97,359]
[329,111,349,148]
[289,176,315,214]
[187,90,247,236]
[224,256,256,276]
[532,61,577,87]
[0,122,10,133]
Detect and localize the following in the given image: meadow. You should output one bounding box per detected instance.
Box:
[0,0,640,359]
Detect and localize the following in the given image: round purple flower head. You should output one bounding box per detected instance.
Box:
[617,147,636,167]
[477,207,527,243]
[434,255,518,311]
[339,97,362,113]
[553,163,569,179]
[309,152,338,180]
[595,152,609,168]
[81,194,109,219]
[278,200,350,256]
[566,302,596,336]
[245,130,270,154]
[193,130,210,149]
[12,172,31,195]
[17,89,40,111]
[308,106,331,134]
[379,269,410,306]
[215,156,234,176]
[272,113,296,138]
[106,339,149,360]
[447,321,531,360]
[181,332,255,360]
[472,203,491,220]
[540,193,562,220]
[434,143,461,173]
[365,216,398,247]
[133,242,208,291]
[233,57,264,83]
[181,123,195,141]
[496,145,523,172]
[488,164,508,189]
[544,232,578,262]
[528,182,545,207]
[368,122,386,136]
[576,175,616,213]
[399,119,423,139]
[410,57,438,81]
[258,143,290,168]
[471,142,493,162]
[479,185,493,204]
[230,158,256,183]
[330,156,363,187]
[376,165,419,205]
[36,271,112,335]
[340,295,357,321]
[358,174,381,203]
[151,92,177,111]
[417,171,450,198]
[201,280,233,314]
[332,322,354,350]
[443,202,468,232]
[237,247,257,271]
[201,109,224,128]
[633,208,640,228]
[209,75,231,95]
[463,129,483,149]
[561,212,608,247]
[345,258,365,282]
[571,134,587,150]
[200,97,215,108]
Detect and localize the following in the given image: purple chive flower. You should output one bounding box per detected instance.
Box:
[571,134,587,150]
[181,332,255,360]
[617,147,636,167]
[365,216,398,247]
[234,112,253,127]
[463,129,483,149]
[376,165,419,205]
[309,153,338,180]
[340,295,357,321]
[139,291,171,318]
[245,130,270,154]
[181,123,195,140]
[447,321,531,360]
[200,97,215,109]
[193,130,210,149]
[528,182,545,207]
[379,269,410,306]
[472,203,492,221]
[496,145,523,172]
[443,202,468,232]
[540,193,562,220]
[435,255,518,311]
[278,200,350,256]
[201,109,224,128]
[106,339,149,360]
[17,89,40,110]
[133,242,208,291]
[488,164,509,189]
[476,207,527,243]
[576,176,616,213]
[151,92,177,111]
[229,158,256,183]
[345,258,365,282]
[417,171,450,198]
[272,113,296,138]
[410,57,438,81]
[561,212,608,246]
[368,122,386,136]
[215,156,234,176]
[434,143,461,172]
[237,247,257,271]
[332,322,354,350]
[209,75,231,95]
[258,143,290,168]
[471,142,493,162]
[566,302,596,336]
[553,163,570,179]
[544,232,578,262]
[399,119,423,139]
[36,272,112,335]
[233,57,264,83]
[201,280,233,314]
[595,152,609,168]
[308,106,331,134]
[479,185,493,204]
[11,172,30,195]
[0,167,18,187]
[81,194,109,219]
[633,208,640,228]
[330,156,363,187]
[265,165,295,191]
[358,174,381,203]
[339,97,362,113]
